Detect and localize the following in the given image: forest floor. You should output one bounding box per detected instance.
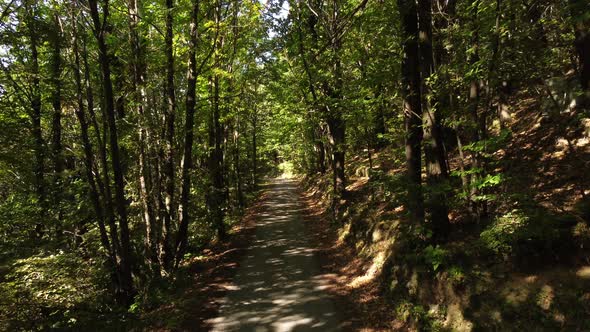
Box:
[295,89,590,331]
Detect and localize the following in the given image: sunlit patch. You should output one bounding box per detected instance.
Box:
[347,177,369,190]
[575,266,590,279]
[553,311,566,324]
[224,284,240,291]
[337,222,351,243]
[575,137,589,148]
[444,303,474,331]
[536,284,554,310]
[502,284,530,305]
[555,137,570,151]
[349,251,386,289]
[273,315,314,332]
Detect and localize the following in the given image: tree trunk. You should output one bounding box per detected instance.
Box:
[210,73,226,240]
[128,0,159,273]
[251,109,257,185]
[50,12,63,229]
[82,28,118,261]
[175,0,199,267]
[71,12,111,255]
[570,0,590,93]
[398,0,424,224]
[161,0,176,271]
[235,117,244,208]
[467,0,486,221]
[418,0,450,240]
[326,1,346,210]
[88,0,134,305]
[326,114,346,197]
[24,1,46,238]
[374,85,387,149]
[208,1,226,240]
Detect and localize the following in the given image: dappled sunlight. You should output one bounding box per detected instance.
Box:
[537,284,554,310]
[576,266,590,279]
[208,178,342,331]
[349,250,386,289]
[346,177,368,191]
[505,92,590,213]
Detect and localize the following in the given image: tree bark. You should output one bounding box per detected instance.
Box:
[418,0,450,239]
[467,0,485,220]
[88,0,134,305]
[24,0,46,238]
[210,72,226,239]
[325,0,346,210]
[128,0,159,273]
[251,106,258,185]
[570,0,590,93]
[50,12,63,229]
[398,0,424,224]
[160,0,177,271]
[208,0,226,240]
[71,11,111,255]
[175,0,199,267]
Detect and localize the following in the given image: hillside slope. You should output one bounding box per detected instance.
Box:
[301,90,590,331]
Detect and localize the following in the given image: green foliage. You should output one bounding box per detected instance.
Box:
[480,210,530,259]
[369,170,410,203]
[479,209,571,262]
[422,245,449,271]
[447,266,466,285]
[395,300,449,332]
[572,222,590,254]
[0,252,116,331]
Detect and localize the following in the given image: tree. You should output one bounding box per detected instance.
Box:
[176,0,200,267]
[88,0,135,303]
[418,0,450,239]
[398,0,424,224]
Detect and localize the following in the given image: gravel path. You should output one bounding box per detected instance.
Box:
[208,178,342,332]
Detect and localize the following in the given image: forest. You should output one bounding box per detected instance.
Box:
[0,0,589,330]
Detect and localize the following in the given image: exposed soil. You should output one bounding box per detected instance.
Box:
[297,183,403,332]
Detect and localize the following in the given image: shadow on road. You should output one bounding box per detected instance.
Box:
[207,179,343,332]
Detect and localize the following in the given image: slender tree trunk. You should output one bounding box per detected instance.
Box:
[466,0,484,220]
[71,12,111,255]
[251,109,257,185]
[208,1,226,240]
[398,0,424,224]
[325,1,346,214]
[296,1,327,175]
[82,30,114,250]
[160,0,177,270]
[318,142,326,173]
[570,0,590,93]
[128,0,159,273]
[211,72,225,239]
[228,0,242,209]
[326,112,346,197]
[235,116,244,208]
[418,0,450,240]
[24,1,46,238]
[88,0,134,305]
[175,0,199,267]
[50,13,63,230]
[374,85,387,149]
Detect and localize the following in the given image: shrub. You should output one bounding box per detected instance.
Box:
[479,209,572,262]
[0,252,111,330]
